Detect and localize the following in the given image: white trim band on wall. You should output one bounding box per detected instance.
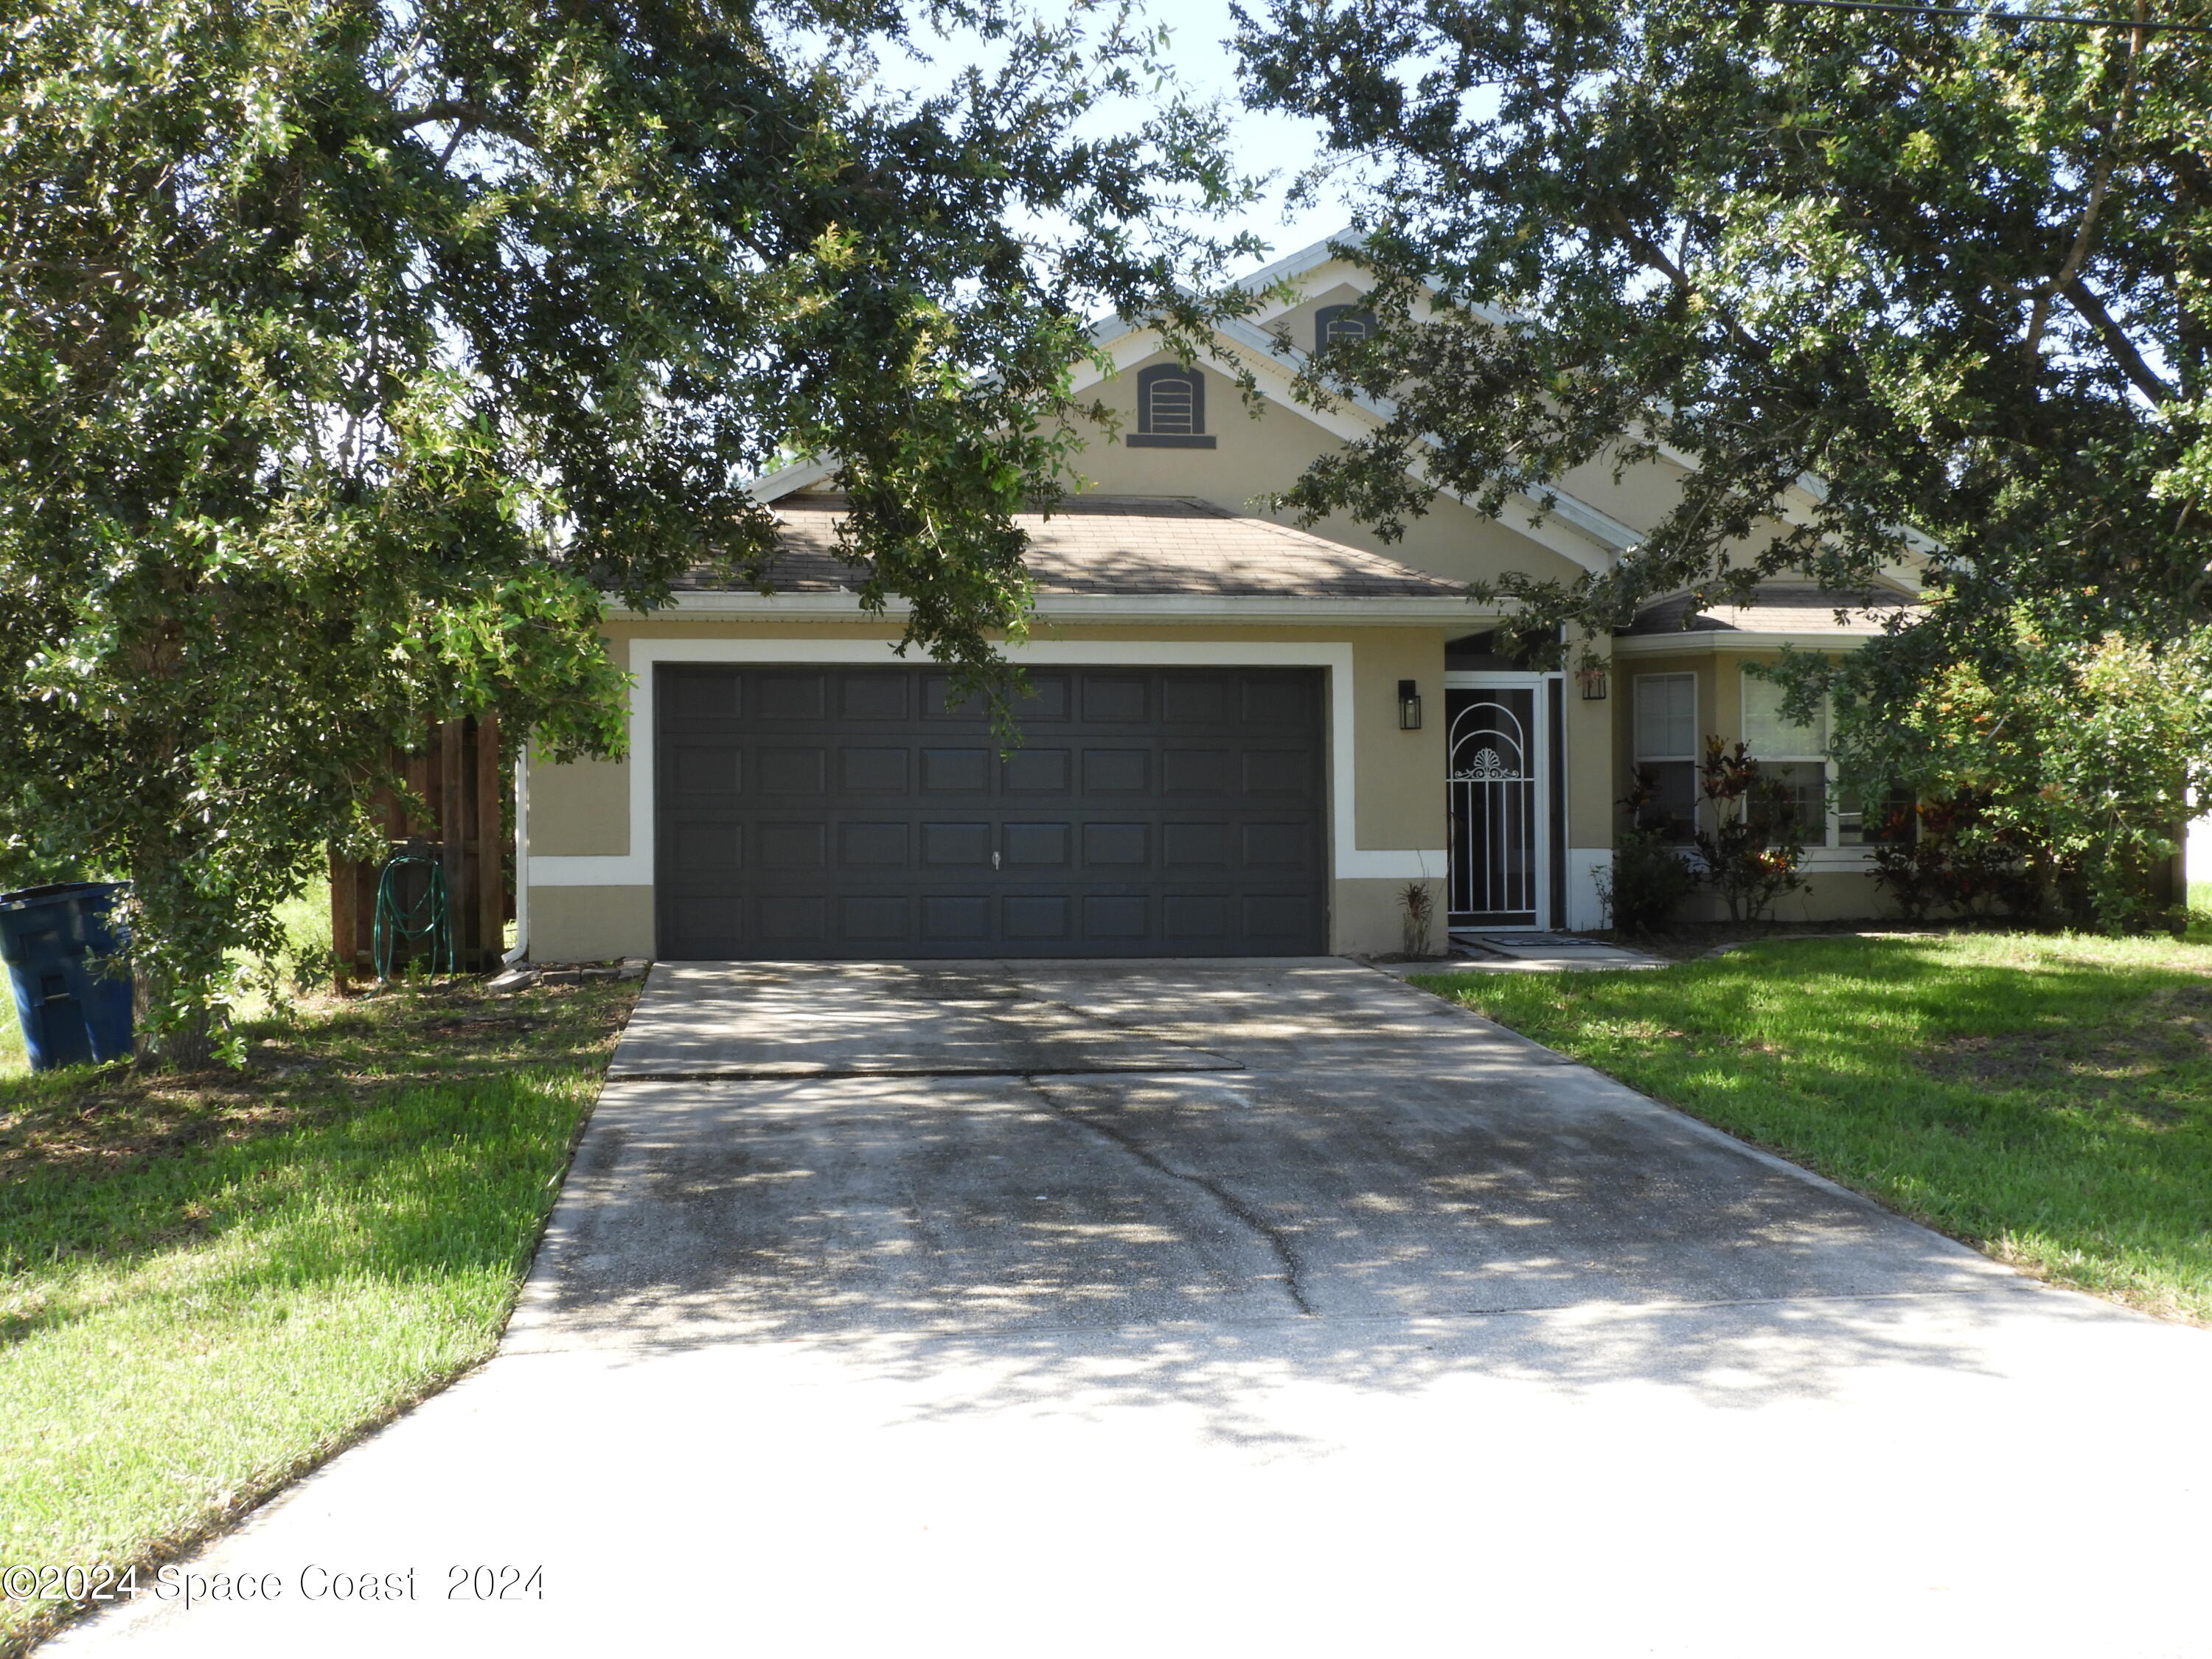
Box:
[524,637,1445,888]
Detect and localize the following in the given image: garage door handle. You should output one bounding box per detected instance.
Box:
[992,851,1001,870]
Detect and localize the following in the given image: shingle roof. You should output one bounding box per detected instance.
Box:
[1622,583,1920,636]
[672,494,1465,599]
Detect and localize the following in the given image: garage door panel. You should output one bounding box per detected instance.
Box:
[1163,822,1229,866]
[1016,674,1071,720]
[1081,822,1148,866]
[922,748,991,792]
[1242,673,1315,723]
[1161,675,1231,723]
[921,894,992,940]
[668,675,742,719]
[1083,750,1147,793]
[669,821,742,872]
[922,822,992,866]
[756,748,827,793]
[1241,822,1311,867]
[1162,893,1232,941]
[1083,894,1149,939]
[839,748,909,792]
[1004,748,1070,792]
[840,673,908,720]
[1242,749,1312,796]
[655,666,1324,959]
[1244,894,1312,936]
[757,673,827,720]
[1082,675,1148,723]
[661,894,745,958]
[921,675,989,721]
[1161,748,1229,795]
[838,822,910,867]
[669,745,741,796]
[757,821,827,869]
[838,895,909,942]
[1003,895,1071,939]
[1003,822,1071,866]
[759,894,828,941]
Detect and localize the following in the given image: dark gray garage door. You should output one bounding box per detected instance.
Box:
[655,665,1326,959]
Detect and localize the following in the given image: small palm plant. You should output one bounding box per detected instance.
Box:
[1401,880,1437,958]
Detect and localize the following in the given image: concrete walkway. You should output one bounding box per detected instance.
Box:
[49,959,2212,1658]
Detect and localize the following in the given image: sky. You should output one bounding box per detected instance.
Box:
[890,0,1367,274]
[1128,0,1363,262]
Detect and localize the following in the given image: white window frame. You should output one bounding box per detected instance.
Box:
[1633,672,1698,764]
[1738,667,1835,849]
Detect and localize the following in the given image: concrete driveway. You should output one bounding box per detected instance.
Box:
[55,959,2212,1658]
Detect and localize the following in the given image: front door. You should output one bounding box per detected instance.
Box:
[1446,684,1545,928]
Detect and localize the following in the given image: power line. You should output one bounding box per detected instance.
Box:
[1758,0,2212,29]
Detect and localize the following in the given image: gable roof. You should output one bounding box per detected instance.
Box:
[674,494,1466,600]
[740,229,1927,594]
[1621,584,1921,639]
[745,233,1638,577]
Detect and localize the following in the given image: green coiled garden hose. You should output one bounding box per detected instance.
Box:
[372,854,453,982]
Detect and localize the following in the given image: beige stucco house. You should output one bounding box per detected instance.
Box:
[518,235,1921,963]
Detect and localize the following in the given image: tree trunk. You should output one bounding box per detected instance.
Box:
[128,845,217,1069]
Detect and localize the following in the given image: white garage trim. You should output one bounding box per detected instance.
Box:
[524,638,1444,889]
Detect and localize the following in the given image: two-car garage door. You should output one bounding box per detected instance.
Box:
[654,664,1326,959]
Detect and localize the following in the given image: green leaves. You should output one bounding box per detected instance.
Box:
[1239,0,2212,922]
[1239,0,2212,627]
[1,0,1256,1040]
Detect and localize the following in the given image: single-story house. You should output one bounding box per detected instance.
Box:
[516,234,1922,962]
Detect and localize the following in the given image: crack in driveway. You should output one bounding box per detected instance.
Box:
[1022,1074,1316,1318]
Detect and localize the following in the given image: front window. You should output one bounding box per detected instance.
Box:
[1632,673,1698,843]
[1740,669,1830,846]
[1839,790,1918,845]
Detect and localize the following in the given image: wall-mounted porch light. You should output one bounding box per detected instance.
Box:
[1575,665,1610,700]
[1398,679,1423,730]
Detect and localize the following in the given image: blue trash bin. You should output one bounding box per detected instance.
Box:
[0,882,135,1070]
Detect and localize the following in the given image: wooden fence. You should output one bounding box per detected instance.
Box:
[329,714,508,986]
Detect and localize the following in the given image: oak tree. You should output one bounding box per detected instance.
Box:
[1,0,1253,1052]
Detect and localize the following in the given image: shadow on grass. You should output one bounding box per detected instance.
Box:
[0,981,635,1339]
[1420,933,2212,1322]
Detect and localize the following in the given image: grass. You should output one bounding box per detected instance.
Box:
[1413,931,2212,1325]
[0,966,633,1655]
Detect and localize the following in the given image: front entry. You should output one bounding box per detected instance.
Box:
[1446,682,1548,928]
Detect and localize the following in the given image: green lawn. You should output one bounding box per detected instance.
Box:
[0,976,631,1655]
[1413,931,2212,1325]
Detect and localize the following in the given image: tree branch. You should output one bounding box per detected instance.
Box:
[2023,0,2146,370]
[2062,276,2175,403]
[394,100,537,147]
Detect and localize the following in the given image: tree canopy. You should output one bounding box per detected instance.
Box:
[1,0,1253,1048]
[1236,0,2212,650]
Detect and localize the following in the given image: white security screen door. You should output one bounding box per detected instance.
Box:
[1445,683,1548,928]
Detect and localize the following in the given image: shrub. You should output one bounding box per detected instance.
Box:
[1868,790,2035,922]
[1829,614,2212,933]
[1599,828,1700,934]
[1692,740,1806,923]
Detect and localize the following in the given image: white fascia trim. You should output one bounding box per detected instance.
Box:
[1220,314,1647,562]
[1229,320,1638,570]
[524,636,1442,890]
[1612,630,1883,657]
[1234,231,1368,299]
[748,456,838,501]
[612,592,1479,626]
